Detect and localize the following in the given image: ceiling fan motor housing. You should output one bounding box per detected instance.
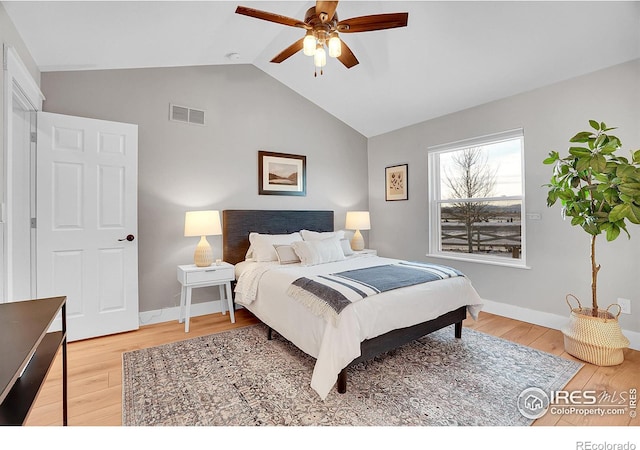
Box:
[305,7,339,42]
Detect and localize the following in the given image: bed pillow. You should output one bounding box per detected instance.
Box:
[340,239,354,256]
[248,232,302,262]
[273,244,301,265]
[300,229,345,241]
[292,237,346,266]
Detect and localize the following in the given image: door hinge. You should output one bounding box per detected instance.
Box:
[31,218,37,229]
[30,132,37,143]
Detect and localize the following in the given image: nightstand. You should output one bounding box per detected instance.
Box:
[177,262,235,332]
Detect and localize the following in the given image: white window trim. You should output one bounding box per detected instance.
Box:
[427,128,528,269]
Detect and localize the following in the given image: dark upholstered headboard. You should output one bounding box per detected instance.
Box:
[222,210,334,264]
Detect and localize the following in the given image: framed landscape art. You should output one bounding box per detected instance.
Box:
[258,151,306,196]
[385,163,408,201]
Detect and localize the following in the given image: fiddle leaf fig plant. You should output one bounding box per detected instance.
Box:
[544,120,640,317]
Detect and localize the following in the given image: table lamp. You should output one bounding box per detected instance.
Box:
[345,211,370,251]
[184,210,222,267]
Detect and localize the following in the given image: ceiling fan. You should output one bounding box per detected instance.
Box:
[235,1,408,76]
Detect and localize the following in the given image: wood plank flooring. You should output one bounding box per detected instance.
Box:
[24,309,639,426]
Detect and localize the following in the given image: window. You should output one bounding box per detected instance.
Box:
[428,129,525,267]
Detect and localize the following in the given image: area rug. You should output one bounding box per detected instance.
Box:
[122,323,582,426]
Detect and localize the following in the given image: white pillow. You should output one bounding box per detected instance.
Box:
[340,239,354,256]
[300,229,345,241]
[292,237,346,266]
[248,232,302,262]
[273,244,301,265]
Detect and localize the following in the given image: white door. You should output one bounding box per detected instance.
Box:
[36,112,139,341]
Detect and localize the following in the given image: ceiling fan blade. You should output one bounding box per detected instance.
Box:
[315,1,339,22]
[270,38,305,64]
[338,12,408,33]
[235,6,308,29]
[337,40,359,69]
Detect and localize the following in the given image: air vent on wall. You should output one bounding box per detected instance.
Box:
[169,104,206,126]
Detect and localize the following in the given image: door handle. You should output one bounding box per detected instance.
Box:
[118,234,135,242]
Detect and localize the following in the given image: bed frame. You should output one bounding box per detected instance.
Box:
[222,209,466,394]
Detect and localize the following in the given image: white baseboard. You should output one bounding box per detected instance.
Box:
[480,298,640,351]
[139,300,233,327]
[138,297,640,350]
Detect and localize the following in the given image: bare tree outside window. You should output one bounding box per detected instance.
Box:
[443,147,498,253]
[430,132,524,263]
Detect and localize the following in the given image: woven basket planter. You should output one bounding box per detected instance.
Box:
[561,294,630,366]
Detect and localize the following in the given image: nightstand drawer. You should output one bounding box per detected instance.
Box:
[184,267,234,284]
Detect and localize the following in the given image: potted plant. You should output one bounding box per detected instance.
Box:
[543,120,639,365]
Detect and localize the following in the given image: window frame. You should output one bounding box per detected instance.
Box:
[427,128,528,268]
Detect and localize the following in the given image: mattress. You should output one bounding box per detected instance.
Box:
[234,254,484,399]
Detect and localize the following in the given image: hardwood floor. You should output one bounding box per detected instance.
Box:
[24,309,639,427]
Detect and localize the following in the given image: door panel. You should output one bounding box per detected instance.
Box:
[37,111,139,341]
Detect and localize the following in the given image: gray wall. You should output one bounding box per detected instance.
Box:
[41,64,368,313]
[368,59,640,332]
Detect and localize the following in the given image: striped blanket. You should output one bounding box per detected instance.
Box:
[286,262,463,325]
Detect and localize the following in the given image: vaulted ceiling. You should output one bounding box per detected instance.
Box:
[4,1,640,137]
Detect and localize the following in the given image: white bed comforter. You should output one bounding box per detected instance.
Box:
[234,254,483,400]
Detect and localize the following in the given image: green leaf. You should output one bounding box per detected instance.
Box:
[569,147,592,157]
[571,176,581,188]
[619,193,633,203]
[595,134,607,149]
[570,131,592,143]
[543,151,559,164]
[590,155,607,172]
[582,221,600,235]
[589,120,600,130]
[576,157,591,172]
[616,164,636,179]
[606,223,621,241]
[571,216,584,226]
[600,140,619,155]
[633,149,640,164]
[609,204,630,222]
[628,204,640,224]
[618,183,640,196]
[600,121,607,131]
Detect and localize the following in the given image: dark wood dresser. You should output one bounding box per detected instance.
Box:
[0,296,67,425]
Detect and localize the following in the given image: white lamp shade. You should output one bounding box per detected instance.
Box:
[346,211,370,251]
[328,35,341,58]
[303,33,316,56]
[314,45,326,68]
[345,211,371,231]
[184,210,222,237]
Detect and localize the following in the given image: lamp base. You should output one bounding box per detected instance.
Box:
[350,229,364,251]
[194,236,213,267]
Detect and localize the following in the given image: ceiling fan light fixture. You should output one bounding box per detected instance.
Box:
[328,33,341,58]
[303,31,316,56]
[314,44,326,68]
[235,3,409,73]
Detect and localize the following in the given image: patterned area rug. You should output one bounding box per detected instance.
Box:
[122,323,582,426]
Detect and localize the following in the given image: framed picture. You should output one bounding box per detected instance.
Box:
[258,151,306,196]
[385,163,408,201]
